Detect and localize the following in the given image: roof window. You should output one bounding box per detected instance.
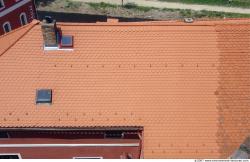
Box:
[36,89,52,104]
[60,35,73,48]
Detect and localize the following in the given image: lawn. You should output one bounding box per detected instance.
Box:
[159,0,250,8]
[87,2,156,12]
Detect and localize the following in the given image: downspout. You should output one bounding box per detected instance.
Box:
[32,0,38,19]
[138,130,144,159]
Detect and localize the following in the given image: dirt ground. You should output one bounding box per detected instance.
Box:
[73,0,250,14]
[36,0,182,22]
[36,0,250,22]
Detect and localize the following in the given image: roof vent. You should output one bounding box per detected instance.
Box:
[184,18,194,23]
[107,18,119,23]
[41,16,58,47]
[36,89,52,105]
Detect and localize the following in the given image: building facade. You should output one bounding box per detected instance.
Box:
[0,128,143,159]
[0,0,36,35]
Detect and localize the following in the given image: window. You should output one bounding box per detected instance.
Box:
[60,35,73,48]
[36,89,52,104]
[0,0,4,9]
[0,154,21,159]
[0,132,9,138]
[3,22,11,33]
[20,12,28,26]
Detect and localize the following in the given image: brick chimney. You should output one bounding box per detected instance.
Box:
[41,16,58,47]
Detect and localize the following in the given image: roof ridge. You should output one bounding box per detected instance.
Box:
[0,20,39,57]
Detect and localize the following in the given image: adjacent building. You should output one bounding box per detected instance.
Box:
[0,0,36,35]
[0,18,250,159]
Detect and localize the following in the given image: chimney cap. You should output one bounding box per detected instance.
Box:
[44,16,54,24]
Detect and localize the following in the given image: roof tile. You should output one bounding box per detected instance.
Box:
[0,19,250,158]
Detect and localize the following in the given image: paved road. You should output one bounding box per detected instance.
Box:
[74,0,250,14]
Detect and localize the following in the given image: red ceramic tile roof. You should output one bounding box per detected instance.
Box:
[0,20,39,55]
[0,19,250,158]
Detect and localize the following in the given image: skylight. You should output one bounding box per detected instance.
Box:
[60,35,73,48]
[36,89,52,104]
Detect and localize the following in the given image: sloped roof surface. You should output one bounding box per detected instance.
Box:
[0,20,39,55]
[0,19,250,158]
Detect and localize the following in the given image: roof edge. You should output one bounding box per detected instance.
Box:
[0,126,144,131]
[0,20,39,39]
[0,20,39,56]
